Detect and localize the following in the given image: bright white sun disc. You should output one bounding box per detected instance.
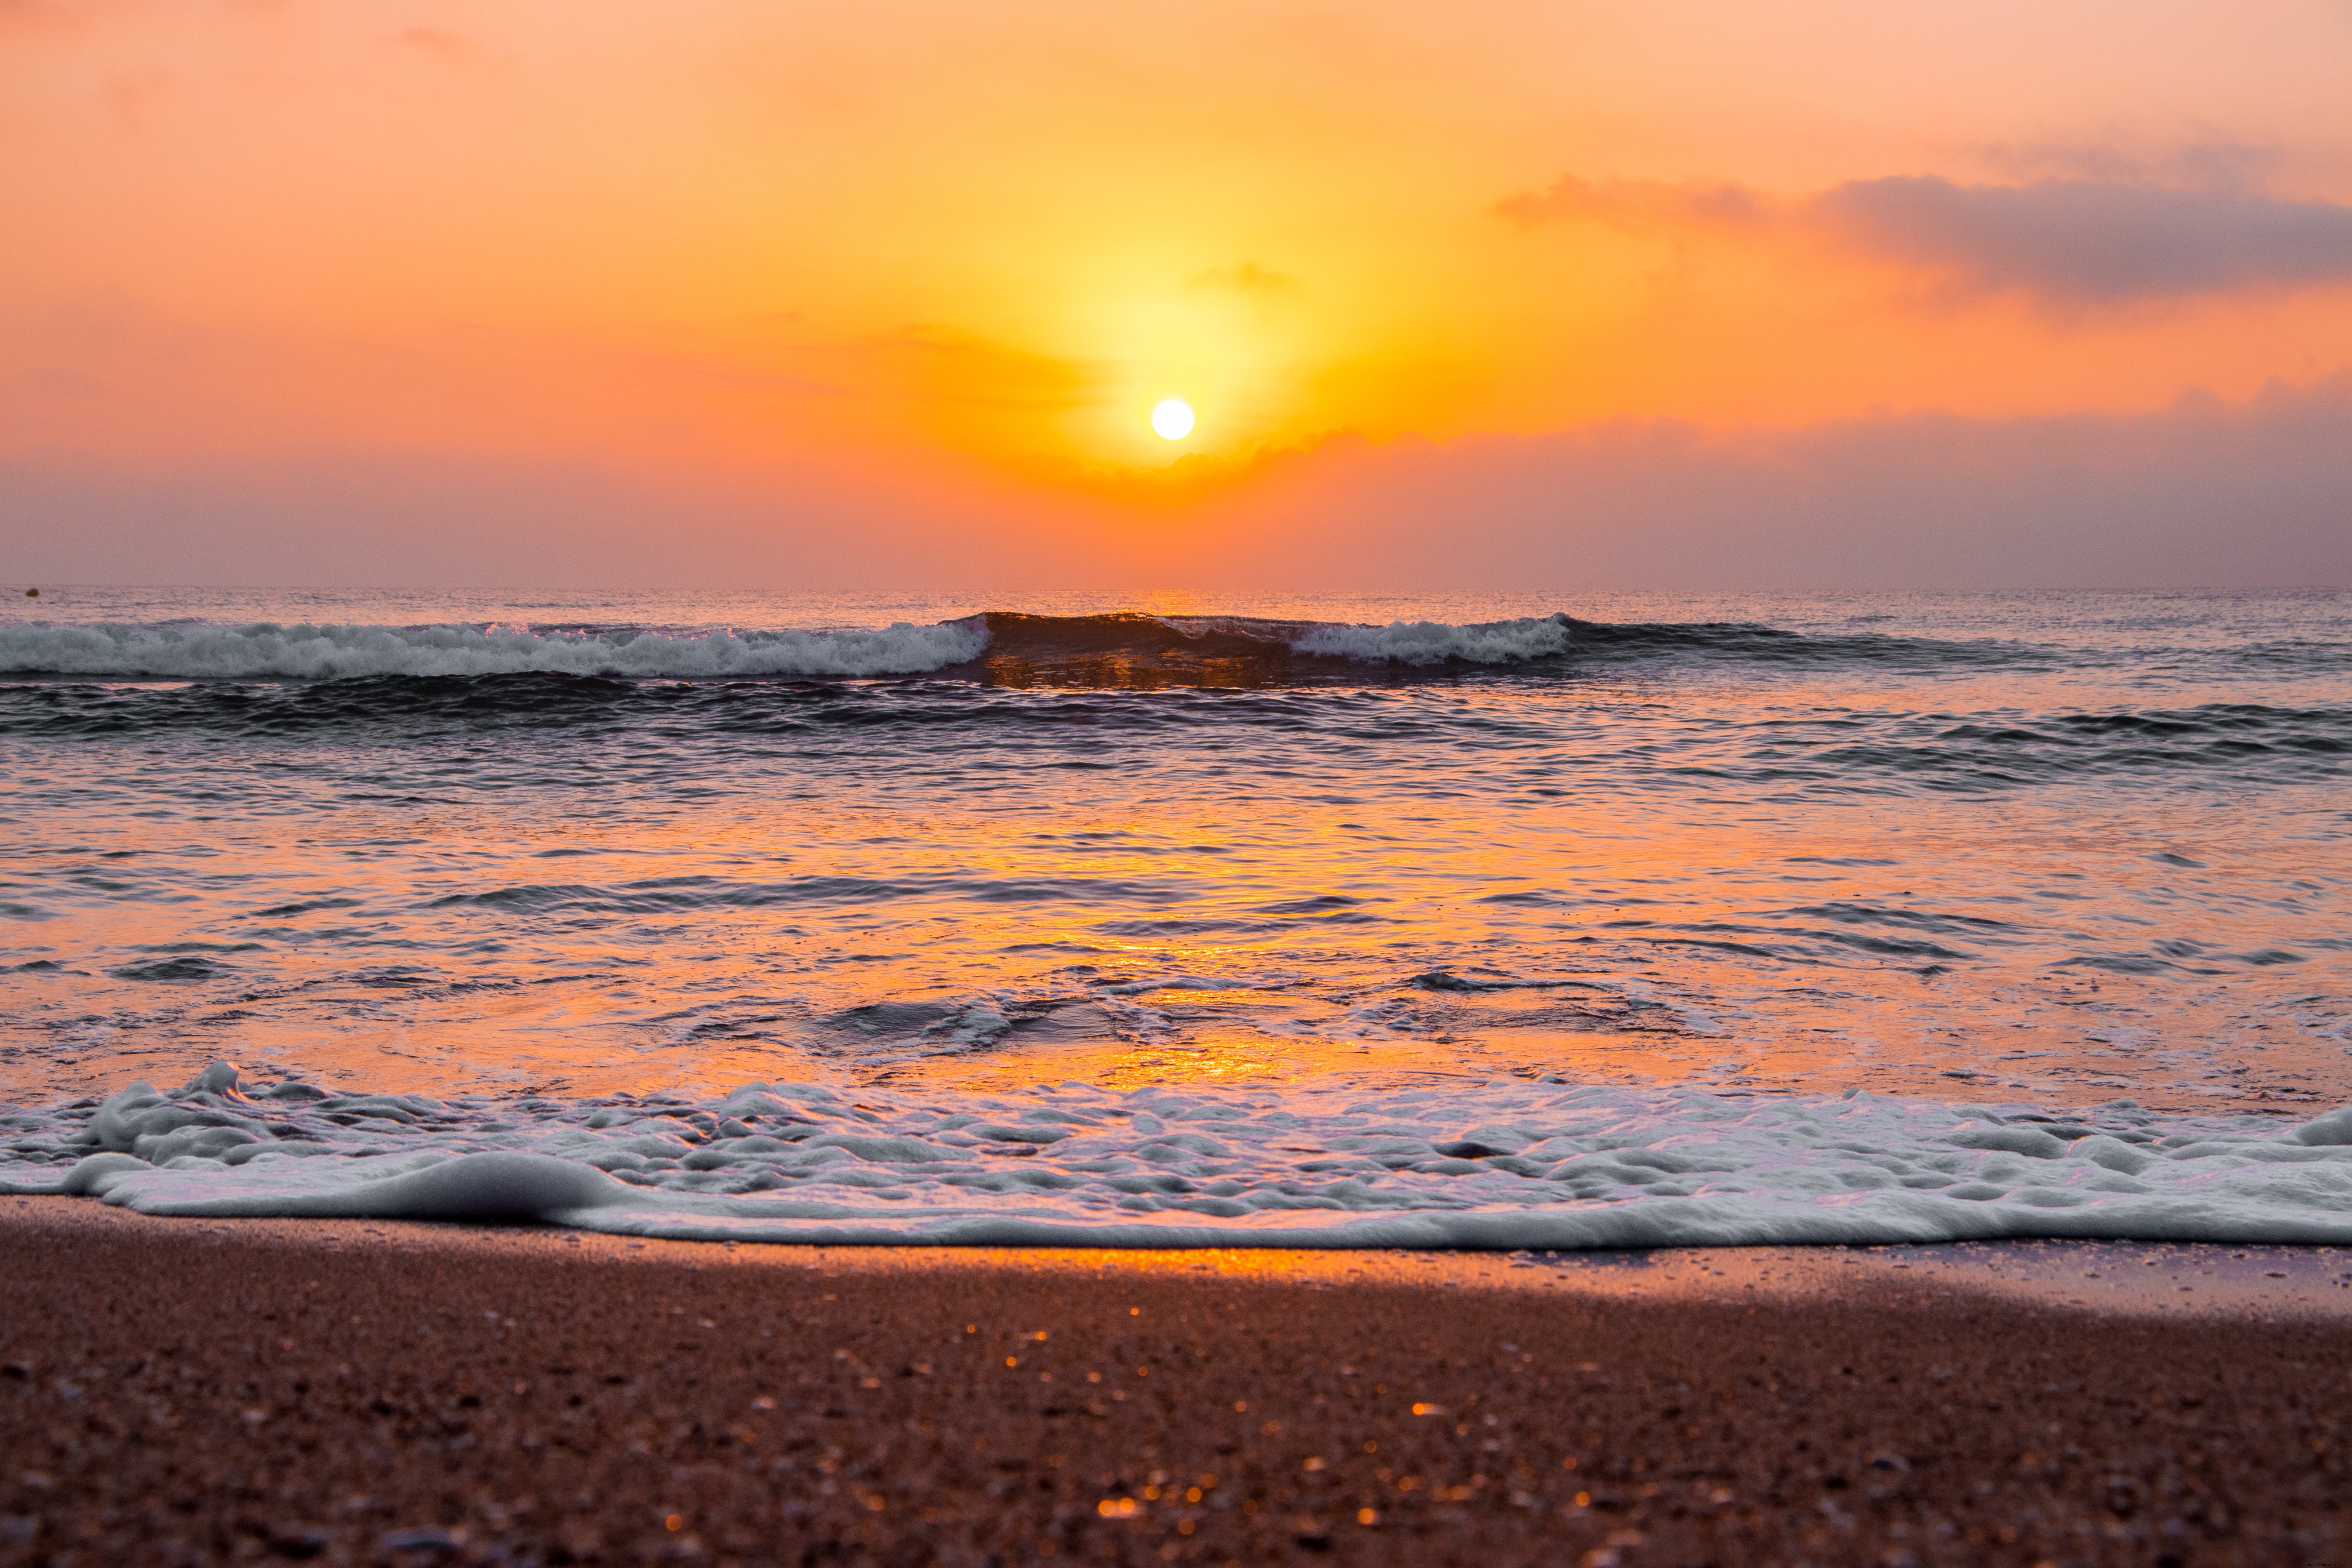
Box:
[1151,398,1195,441]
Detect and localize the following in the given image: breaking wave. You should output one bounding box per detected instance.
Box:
[0,612,1586,683]
[0,610,2029,686]
[0,619,992,681]
[971,611,1579,669]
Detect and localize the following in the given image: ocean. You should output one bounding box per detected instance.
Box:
[2,587,2348,1246]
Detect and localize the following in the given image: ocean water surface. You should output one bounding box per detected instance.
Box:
[2,588,2348,1245]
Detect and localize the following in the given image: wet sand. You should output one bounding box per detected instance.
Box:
[2,1200,2348,1566]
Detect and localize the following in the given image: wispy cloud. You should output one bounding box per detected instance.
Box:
[1973,137,2284,192]
[9,374,2347,590]
[395,25,477,64]
[1185,262,1304,294]
[1814,176,2352,304]
[2,1,295,40]
[833,324,1098,412]
[1494,176,1768,234]
[0,0,90,34]
[1498,168,2352,305]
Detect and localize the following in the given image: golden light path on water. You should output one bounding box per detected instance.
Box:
[0,587,2346,1134]
[7,705,2347,1116]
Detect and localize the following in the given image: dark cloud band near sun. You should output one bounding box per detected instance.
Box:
[1499,172,2352,305]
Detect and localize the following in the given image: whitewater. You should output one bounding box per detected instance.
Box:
[2,586,2347,1247]
[0,608,1578,682]
[5,1062,2350,1248]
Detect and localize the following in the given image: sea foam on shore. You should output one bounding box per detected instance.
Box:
[4,1065,2348,1248]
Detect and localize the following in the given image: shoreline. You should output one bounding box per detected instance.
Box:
[4,1202,2348,1565]
[14,1065,2352,1256]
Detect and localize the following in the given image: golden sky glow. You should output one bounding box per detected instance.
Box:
[2,1,2348,584]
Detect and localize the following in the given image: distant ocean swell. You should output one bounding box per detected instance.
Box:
[4,1064,2350,1247]
[0,610,2053,683]
[3,674,2343,791]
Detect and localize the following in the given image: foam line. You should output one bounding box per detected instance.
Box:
[4,1066,2350,1248]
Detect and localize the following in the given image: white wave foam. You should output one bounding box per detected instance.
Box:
[0,613,1584,679]
[0,620,989,680]
[1289,615,1572,666]
[5,1065,2350,1248]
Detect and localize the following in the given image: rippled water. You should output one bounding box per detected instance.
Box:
[2,588,2347,1244]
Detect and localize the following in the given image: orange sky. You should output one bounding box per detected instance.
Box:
[2,0,2348,584]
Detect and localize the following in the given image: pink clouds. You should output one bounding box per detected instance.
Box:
[1499,170,2352,306]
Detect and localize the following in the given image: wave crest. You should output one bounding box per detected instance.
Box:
[964,610,1577,676]
[1290,615,1574,665]
[0,620,990,681]
[0,609,2027,684]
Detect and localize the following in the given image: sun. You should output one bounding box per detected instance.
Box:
[1150,398,1196,441]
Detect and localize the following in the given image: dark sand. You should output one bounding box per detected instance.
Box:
[3,1201,2348,1566]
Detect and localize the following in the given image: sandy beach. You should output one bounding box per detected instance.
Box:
[4,1201,2347,1567]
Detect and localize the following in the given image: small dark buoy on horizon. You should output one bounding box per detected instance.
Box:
[22,587,35,597]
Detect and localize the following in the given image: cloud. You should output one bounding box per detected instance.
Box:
[6,375,2347,591]
[1494,175,1769,234]
[1184,262,1303,294]
[1973,137,2285,192]
[396,26,477,64]
[0,0,109,27]
[1813,176,2352,303]
[835,324,1098,411]
[1499,169,2352,305]
[2,0,288,34]
[1203,372,2352,591]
